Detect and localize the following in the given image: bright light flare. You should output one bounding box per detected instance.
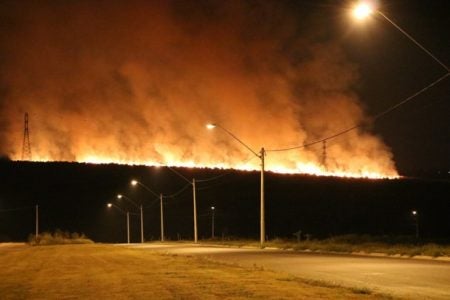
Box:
[131,179,138,186]
[107,203,112,208]
[353,2,373,20]
[206,123,216,130]
[412,210,418,216]
[117,194,122,199]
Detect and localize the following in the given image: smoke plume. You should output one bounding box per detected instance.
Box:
[0,1,397,177]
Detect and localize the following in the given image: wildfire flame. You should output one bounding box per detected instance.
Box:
[20,152,398,179]
[1,2,399,179]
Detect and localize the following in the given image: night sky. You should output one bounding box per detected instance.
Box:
[337,0,449,175]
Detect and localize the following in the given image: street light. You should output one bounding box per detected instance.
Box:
[117,193,144,243]
[164,167,199,244]
[107,202,131,244]
[35,204,39,239]
[131,180,165,242]
[207,123,266,248]
[412,210,419,239]
[351,1,449,72]
[211,206,215,239]
[352,2,373,20]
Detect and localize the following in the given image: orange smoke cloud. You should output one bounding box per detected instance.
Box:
[0,1,397,178]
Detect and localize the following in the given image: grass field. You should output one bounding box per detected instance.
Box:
[0,243,392,299]
[202,235,450,258]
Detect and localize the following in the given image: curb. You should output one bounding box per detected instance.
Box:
[195,242,450,262]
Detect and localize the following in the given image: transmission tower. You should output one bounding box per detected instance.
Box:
[21,113,32,161]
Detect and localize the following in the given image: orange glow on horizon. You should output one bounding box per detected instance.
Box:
[17,153,399,179]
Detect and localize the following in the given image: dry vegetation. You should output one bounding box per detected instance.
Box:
[0,244,392,299]
[28,230,94,245]
[204,235,450,258]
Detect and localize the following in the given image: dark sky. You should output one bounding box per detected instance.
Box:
[335,0,450,174]
[0,0,448,176]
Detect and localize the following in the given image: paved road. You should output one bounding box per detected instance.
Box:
[127,243,450,300]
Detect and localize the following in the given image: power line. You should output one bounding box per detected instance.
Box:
[267,72,449,153]
[164,182,192,199]
[0,205,35,213]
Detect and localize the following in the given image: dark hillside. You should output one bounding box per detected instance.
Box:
[0,161,449,243]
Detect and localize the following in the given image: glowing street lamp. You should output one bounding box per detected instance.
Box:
[131,180,165,242]
[107,202,130,244]
[352,2,373,20]
[117,193,144,243]
[351,1,449,72]
[207,123,266,248]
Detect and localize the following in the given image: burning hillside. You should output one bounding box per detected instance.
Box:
[0,1,397,178]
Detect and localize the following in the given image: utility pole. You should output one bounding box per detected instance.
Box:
[140,204,144,243]
[322,140,327,170]
[126,211,130,244]
[412,210,419,239]
[35,204,39,238]
[260,147,265,248]
[193,178,198,243]
[160,193,165,242]
[211,206,215,239]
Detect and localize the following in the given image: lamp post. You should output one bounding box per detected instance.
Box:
[412,210,419,239]
[352,2,449,72]
[164,168,198,243]
[207,123,266,248]
[131,180,165,242]
[107,203,130,244]
[160,193,164,242]
[118,194,143,243]
[35,204,39,239]
[211,206,215,239]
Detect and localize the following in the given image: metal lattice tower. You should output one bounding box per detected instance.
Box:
[21,113,32,161]
[322,140,327,170]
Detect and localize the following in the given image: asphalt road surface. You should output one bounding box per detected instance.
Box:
[127,243,450,300]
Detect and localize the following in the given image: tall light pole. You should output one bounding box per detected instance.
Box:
[163,168,198,243]
[207,123,266,248]
[211,206,215,239]
[35,204,39,239]
[118,194,144,243]
[131,180,165,242]
[352,2,449,72]
[107,203,130,244]
[160,193,164,242]
[412,210,419,239]
[193,178,197,243]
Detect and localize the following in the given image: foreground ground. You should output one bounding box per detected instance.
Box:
[131,243,450,300]
[0,243,390,299]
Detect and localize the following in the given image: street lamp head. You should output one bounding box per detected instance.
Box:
[211,206,215,210]
[412,210,418,216]
[107,203,112,208]
[206,123,216,130]
[352,2,373,20]
[117,194,123,199]
[131,179,138,186]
